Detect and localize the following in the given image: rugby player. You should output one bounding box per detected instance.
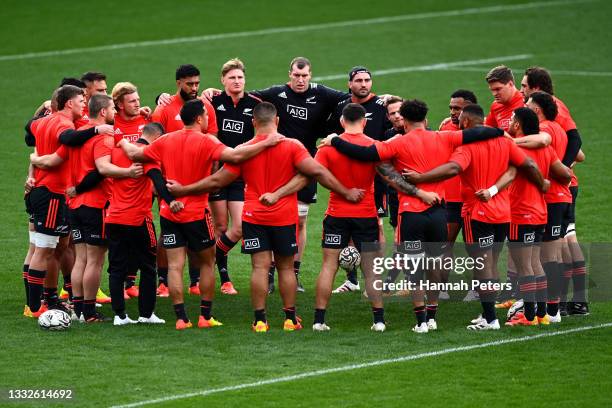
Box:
[166,102,364,332]
[402,104,547,330]
[152,64,219,295]
[505,107,571,326]
[76,72,108,128]
[120,100,282,330]
[209,58,262,295]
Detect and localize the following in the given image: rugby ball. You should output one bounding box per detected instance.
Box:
[38,309,71,331]
[338,246,361,271]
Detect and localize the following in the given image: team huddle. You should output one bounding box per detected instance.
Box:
[21,56,589,333]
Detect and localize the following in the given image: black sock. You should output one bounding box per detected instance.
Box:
[372,307,385,324]
[268,262,276,284]
[200,299,212,319]
[294,261,301,279]
[254,309,266,324]
[572,261,587,303]
[188,267,200,286]
[173,303,189,323]
[284,306,297,324]
[426,304,438,321]
[543,262,561,312]
[27,268,45,312]
[216,234,237,283]
[125,274,136,289]
[560,263,573,302]
[314,308,326,324]
[63,274,73,301]
[413,306,426,325]
[535,275,548,317]
[157,267,168,285]
[44,287,58,307]
[519,276,536,320]
[478,278,499,323]
[481,302,497,323]
[116,309,126,319]
[83,299,96,319]
[73,296,84,318]
[347,267,358,285]
[22,264,29,305]
[547,301,559,316]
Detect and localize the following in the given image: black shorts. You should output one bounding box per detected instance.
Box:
[321,215,378,252]
[446,201,463,225]
[25,194,34,223]
[566,186,578,225]
[374,176,388,217]
[106,219,157,279]
[297,179,317,204]
[209,180,245,202]
[543,202,569,242]
[398,205,448,256]
[463,217,508,253]
[70,205,107,246]
[27,186,69,236]
[160,210,215,251]
[388,188,399,228]
[241,221,298,256]
[508,223,545,246]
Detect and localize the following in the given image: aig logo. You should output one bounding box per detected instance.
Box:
[404,240,422,251]
[551,226,561,237]
[223,119,244,133]
[324,234,341,245]
[287,104,308,120]
[244,238,260,249]
[524,232,535,244]
[163,234,176,245]
[479,235,494,248]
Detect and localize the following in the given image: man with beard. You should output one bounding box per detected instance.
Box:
[326,67,391,294]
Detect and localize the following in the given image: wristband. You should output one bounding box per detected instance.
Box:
[487,185,499,197]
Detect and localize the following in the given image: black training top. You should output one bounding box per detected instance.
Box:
[212,92,261,148]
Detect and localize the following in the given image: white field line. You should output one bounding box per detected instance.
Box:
[436,66,612,78]
[312,54,532,81]
[110,322,612,408]
[0,0,595,62]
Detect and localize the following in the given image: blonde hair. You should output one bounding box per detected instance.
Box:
[111,82,138,107]
[221,58,245,77]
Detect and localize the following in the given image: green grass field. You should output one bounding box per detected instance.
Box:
[1,1,611,407]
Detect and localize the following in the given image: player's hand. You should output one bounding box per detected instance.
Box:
[475,188,492,202]
[139,106,152,119]
[259,192,279,206]
[127,163,144,178]
[438,117,452,130]
[503,131,514,141]
[169,200,184,213]
[541,179,551,193]
[317,133,338,149]
[157,93,172,106]
[24,177,36,193]
[345,188,365,203]
[95,124,114,136]
[201,88,221,102]
[263,133,285,147]
[66,186,77,198]
[166,179,187,196]
[417,190,440,205]
[402,168,421,184]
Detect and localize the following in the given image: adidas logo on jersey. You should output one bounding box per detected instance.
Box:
[217,104,226,111]
[375,98,385,106]
[278,92,287,99]
[114,128,123,134]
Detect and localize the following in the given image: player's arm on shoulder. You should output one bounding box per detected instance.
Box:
[461,126,504,144]
[117,138,150,162]
[378,163,440,205]
[30,150,64,169]
[328,136,380,161]
[295,157,363,203]
[166,167,238,197]
[259,174,310,206]
[220,133,284,163]
[95,154,143,178]
[514,131,552,148]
